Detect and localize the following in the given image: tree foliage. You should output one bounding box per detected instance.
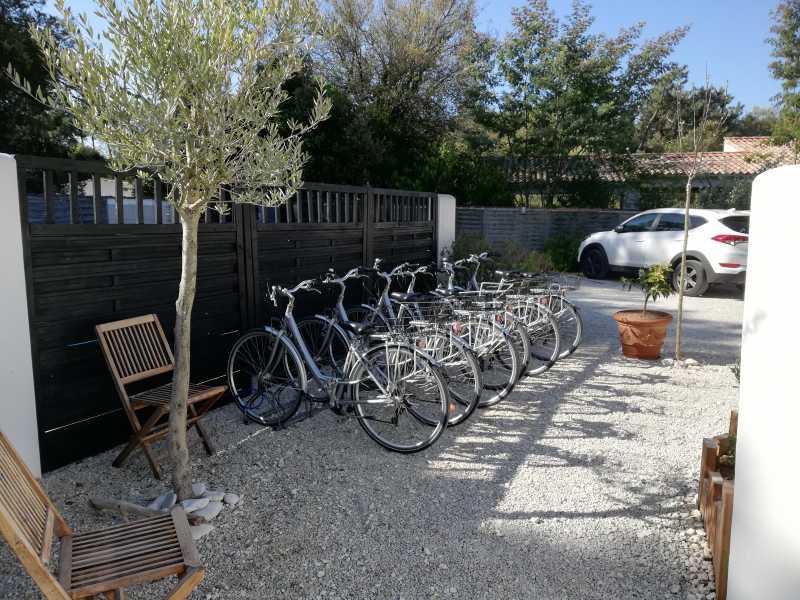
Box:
[289,0,480,188]
[479,0,687,159]
[769,0,800,151]
[636,75,743,152]
[0,0,79,155]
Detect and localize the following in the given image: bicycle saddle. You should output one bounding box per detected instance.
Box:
[390,291,438,302]
[340,320,375,336]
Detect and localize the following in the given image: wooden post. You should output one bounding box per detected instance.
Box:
[43,170,55,225]
[92,174,104,224]
[715,481,734,600]
[115,176,124,224]
[154,178,164,225]
[68,172,79,224]
[135,177,144,224]
[363,187,374,267]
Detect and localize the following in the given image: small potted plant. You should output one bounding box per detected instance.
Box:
[613,264,675,359]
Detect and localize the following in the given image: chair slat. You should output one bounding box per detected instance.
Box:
[72,515,173,545]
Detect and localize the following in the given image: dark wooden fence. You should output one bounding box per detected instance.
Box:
[15,155,437,470]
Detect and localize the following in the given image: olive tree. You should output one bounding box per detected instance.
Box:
[10,0,330,499]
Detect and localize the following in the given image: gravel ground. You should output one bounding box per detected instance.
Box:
[0,278,742,600]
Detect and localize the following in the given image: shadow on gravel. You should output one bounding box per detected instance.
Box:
[424,339,680,529]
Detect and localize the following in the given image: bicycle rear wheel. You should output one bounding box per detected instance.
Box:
[526,306,561,374]
[227,328,307,426]
[416,332,482,426]
[351,343,449,453]
[457,320,519,408]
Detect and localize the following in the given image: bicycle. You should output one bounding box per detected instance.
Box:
[226,279,450,453]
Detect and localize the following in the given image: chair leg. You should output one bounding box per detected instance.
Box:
[100,590,124,599]
[193,420,216,456]
[114,407,165,478]
[166,566,204,600]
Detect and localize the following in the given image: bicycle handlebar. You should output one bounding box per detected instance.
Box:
[269,279,321,305]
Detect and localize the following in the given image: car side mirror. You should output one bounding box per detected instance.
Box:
[614,225,624,233]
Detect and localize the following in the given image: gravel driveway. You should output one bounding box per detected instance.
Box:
[0,279,742,600]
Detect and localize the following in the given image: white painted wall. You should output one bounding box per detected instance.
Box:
[437,194,456,264]
[727,165,800,599]
[0,154,41,476]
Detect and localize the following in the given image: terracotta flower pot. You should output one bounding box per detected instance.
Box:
[612,309,673,360]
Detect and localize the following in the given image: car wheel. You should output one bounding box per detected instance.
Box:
[672,259,709,296]
[580,246,609,279]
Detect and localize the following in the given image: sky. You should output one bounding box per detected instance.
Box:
[45,0,782,111]
[477,0,781,110]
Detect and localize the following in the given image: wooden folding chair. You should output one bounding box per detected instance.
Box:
[0,429,205,599]
[95,314,226,479]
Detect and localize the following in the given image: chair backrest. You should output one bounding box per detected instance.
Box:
[96,314,175,386]
[0,430,71,599]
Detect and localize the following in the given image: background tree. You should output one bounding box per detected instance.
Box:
[0,0,78,155]
[636,74,743,152]
[769,0,800,154]
[309,0,479,187]
[13,0,330,499]
[729,106,778,137]
[485,0,686,159]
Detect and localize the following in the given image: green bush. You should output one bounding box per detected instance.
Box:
[543,234,584,272]
[446,235,554,285]
[448,233,492,261]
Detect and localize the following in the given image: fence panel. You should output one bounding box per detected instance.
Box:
[15,157,437,470]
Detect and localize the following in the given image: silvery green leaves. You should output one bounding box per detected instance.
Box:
[10,0,332,216]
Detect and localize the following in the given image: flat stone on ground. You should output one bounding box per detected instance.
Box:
[203,490,225,502]
[181,497,210,513]
[192,500,224,522]
[147,492,176,511]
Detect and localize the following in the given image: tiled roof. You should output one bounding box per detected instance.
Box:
[505,137,798,185]
[722,136,773,152]
[633,152,767,176]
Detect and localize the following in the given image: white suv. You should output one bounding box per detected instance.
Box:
[577,208,749,296]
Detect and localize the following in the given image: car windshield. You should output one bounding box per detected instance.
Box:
[619,213,657,232]
[719,215,749,234]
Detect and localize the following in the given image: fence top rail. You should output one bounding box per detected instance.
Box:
[14,157,436,198]
[457,206,636,213]
[15,154,114,173]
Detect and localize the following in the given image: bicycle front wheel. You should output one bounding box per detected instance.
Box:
[351,343,449,453]
[416,332,482,427]
[553,298,583,358]
[227,328,307,426]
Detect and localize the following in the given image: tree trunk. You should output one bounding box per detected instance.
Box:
[169,211,201,501]
[675,175,693,360]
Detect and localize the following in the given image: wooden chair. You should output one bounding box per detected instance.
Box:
[95,314,226,479]
[0,429,204,599]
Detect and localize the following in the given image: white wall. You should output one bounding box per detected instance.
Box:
[0,155,41,476]
[727,165,800,599]
[437,194,456,264]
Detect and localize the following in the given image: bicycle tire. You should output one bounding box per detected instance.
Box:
[350,343,449,453]
[226,328,307,426]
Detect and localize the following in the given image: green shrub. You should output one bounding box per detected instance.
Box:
[446,235,554,284]
[448,233,492,261]
[497,240,554,273]
[543,234,584,272]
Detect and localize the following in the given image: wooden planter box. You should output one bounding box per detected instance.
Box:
[697,409,737,600]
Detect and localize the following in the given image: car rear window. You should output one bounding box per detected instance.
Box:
[719,215,749,234]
